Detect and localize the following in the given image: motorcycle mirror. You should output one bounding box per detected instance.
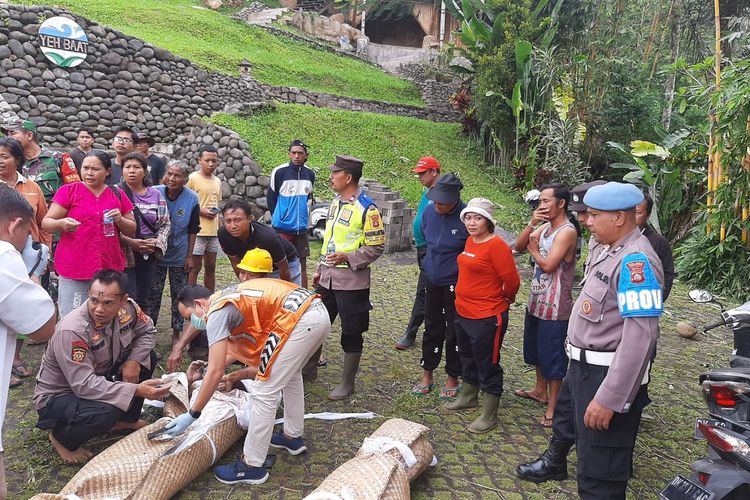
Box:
[689,289,714,303]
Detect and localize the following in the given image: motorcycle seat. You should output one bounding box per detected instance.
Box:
[700,367,750,383]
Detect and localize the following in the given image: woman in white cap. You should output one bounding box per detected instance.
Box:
[444,198,520,433]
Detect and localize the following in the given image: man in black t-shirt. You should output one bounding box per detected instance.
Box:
[135,132,166,185]
[218,200,302,285]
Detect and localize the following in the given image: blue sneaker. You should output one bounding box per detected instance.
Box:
[270,432,307,455]
[214,460,269,485]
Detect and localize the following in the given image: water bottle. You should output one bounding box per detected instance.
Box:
[326,238,335,256]
[103,213,115,237]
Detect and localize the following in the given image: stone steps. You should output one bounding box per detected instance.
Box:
[241,7,289,26]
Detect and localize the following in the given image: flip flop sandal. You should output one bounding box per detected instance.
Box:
[317,355,328,367]
[412,383,436,396]
[513,389,549,405]
[9,374,22,388]
[541,414,554,428]
[439,385,460,400]
[12,361,32,378]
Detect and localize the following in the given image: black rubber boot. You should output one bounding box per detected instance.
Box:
[516,436,573,483]
[302,346,323,381]
[395,330,416,350]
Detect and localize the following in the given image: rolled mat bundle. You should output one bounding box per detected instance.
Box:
[305,418,433,500]
[29,376,246,500]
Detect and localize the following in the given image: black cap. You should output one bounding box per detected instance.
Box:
[328,154,363,176]
[289,139,308,152]
[427,173,463,204]
[570,180,606,212]
[135,132,155,147]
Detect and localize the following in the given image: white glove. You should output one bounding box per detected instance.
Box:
[162,412,197,438]
[21,235,49,277]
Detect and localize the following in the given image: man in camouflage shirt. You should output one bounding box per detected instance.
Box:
[2,118,80,300]
[1,119,79,204]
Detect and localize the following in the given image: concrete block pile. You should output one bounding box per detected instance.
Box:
[361,179,414,254]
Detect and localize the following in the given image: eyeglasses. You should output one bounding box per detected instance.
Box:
[113,136,133,144]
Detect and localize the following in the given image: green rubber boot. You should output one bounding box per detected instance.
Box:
[328,352,361,400]
[468,393,500,433]
[443,383,479,411]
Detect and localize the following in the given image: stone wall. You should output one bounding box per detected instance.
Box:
[261,84,458,122]
[171,121,270,220]
[0,4,264,147]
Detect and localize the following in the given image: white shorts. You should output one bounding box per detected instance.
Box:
[193,236,219,256]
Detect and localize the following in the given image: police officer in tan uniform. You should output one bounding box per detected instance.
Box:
[517,183,664,499]
[312,155,385,400]
[33,270,168,464]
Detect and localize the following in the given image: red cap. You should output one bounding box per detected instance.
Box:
[412,156,441,173]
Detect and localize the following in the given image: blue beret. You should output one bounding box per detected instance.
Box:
[583,182,644,211]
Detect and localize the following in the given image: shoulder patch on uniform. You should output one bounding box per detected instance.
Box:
[71,340,88,363]
[617,252,663,318]
[363,205,385,246]
[118,307,132,325]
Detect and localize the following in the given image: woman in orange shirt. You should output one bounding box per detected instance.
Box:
[444,198,520,433]
[0,137,51,387]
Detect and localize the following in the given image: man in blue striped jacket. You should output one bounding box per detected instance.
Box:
[267,140,316,288]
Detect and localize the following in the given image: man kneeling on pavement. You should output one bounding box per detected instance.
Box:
[162,257,331,485]
[33,269,171,463]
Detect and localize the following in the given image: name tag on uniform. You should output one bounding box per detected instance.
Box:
[617,252,663,318]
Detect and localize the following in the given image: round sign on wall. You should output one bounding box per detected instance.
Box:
[37,16,89,68]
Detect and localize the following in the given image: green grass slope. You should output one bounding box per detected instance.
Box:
[11,0,423,106]
[212,104,527,230]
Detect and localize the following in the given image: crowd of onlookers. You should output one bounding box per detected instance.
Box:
[0,117,676,495]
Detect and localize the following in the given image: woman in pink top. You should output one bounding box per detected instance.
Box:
[42,151,136,317]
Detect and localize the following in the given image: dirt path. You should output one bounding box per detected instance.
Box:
[4,251,729,499]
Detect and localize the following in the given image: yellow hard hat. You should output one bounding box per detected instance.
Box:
[237,248,273,273]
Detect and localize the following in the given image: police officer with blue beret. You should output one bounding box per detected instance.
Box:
[517,182,664,499]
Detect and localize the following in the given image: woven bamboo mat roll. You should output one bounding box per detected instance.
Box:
[163,377,189,418]
[48,415,244,500]
[306,453,410,500]
[356,418,433,482]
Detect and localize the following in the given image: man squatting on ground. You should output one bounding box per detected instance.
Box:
[395,156,441,350]
[0,186,57,500]
[267,139,316,288]
[517,182,664,499]
[312,155,385,400]
[33,269,171,464]
[513,184,578,428]
[163,278,331,485]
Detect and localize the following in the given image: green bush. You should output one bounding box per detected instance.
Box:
[10,0,423,106]
[211,104,527,230]
[676,224,750,302]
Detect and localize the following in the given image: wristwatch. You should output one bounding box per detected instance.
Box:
[189,409,201,419]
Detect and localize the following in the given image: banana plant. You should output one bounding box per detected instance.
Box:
[608,138,683,235]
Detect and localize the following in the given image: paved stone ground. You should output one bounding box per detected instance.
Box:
[4,247,732,499]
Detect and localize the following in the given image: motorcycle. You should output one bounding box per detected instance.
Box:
[660,290,750,500]
[309,202,330,240]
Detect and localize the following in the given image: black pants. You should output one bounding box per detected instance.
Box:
[455,312,508,396]
[420,279,461,378]
[316,286,370,353]
[36,350,157,451]
[404,245,427,338]
[551,375,576,444]
[126,252,157,312]
[147,264,189,333]
[564,360,650,499]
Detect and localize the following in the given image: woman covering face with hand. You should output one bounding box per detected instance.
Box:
[42,150,136,317]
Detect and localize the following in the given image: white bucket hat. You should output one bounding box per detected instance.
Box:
[460,197,497,226]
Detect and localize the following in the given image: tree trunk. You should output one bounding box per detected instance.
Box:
[661,0,681,131]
